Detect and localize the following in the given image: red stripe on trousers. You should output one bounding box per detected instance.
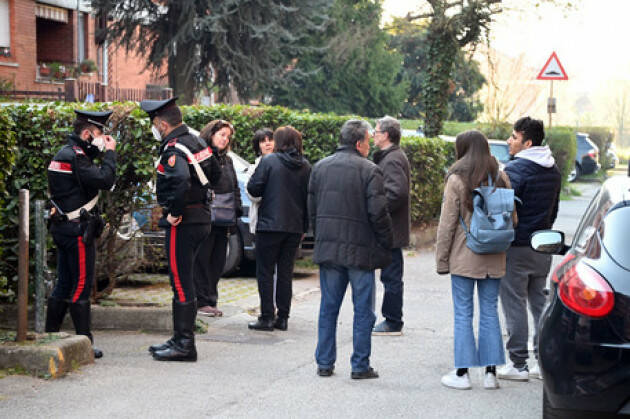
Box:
[72,237,86,303]
[169,225,186,302]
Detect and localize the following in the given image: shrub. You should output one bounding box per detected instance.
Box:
[580,126,614,169]
[400,136,451,224]
[545,127,576,186]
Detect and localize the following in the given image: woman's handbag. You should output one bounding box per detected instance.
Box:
[211,192,237,227]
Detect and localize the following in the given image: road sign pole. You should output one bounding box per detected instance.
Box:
[549,80,553,129]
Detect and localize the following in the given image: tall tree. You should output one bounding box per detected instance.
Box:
[403,0,501,136]
[92,0,332,104]
[389,19,485,122]
[270,0,408,117]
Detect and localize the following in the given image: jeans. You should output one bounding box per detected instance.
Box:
[451,274,505,368]
[380,248,404,328]
[315,264,376,373]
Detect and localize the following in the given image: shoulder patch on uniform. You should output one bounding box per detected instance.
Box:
[168,154,177,167]
[167,139,178,147]
[72,146,85,155]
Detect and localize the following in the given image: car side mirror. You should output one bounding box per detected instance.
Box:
[530,230,567,255]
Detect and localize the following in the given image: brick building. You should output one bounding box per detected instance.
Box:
[0,0,167,95]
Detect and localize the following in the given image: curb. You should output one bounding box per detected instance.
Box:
[0,333,93,378]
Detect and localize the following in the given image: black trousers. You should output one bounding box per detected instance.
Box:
[51,230,95,302]
[255,231,301,320]
[193,226,228,307]
[165,223,211,303]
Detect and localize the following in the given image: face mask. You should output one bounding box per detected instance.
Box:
[151,125,162,142]
[90,135,106,152]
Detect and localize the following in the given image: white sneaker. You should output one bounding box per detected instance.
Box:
[529,363,542,380]
[483,372,500,389]
[441,370,472,390]
[497,363,529,381]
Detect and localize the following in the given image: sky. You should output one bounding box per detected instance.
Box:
[382,0,630,127]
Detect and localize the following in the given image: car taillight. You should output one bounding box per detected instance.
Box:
[587,149,598,159]
[557,261,614,318]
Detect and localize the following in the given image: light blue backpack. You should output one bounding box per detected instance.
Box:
[459,173,517,254]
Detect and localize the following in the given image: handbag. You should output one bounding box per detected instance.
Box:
[211,192,237,227]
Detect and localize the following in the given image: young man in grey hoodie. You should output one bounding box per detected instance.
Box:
[498,117,561,381]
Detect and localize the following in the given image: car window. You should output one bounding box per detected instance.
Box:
[489,143,510,163]
[571,188,602,248]
[600,206,630,269]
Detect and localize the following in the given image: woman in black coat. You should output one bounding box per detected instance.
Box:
[194,119,243,317]
[246,126,311,331]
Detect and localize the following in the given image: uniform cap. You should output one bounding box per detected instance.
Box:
[139,97,179,120]
[74,109,113,129]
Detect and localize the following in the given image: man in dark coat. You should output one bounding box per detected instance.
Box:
[46,109,117,359]
[498,117,561,381]
[309,119,393,379]
[140,97,221,362]
[371,116,410,336]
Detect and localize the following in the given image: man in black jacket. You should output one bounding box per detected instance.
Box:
[46,109,117,359]
[371,116,410,336]
[140,97,221,362]
[309,119,393,379]
[498,117,561,381]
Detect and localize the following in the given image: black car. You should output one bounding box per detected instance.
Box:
[568,133,600,182]
[530,176,630,418]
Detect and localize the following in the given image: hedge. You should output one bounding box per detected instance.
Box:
[0,103,451,299]
[545,127,577,185]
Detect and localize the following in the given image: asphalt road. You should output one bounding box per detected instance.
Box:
[0,181,602,419]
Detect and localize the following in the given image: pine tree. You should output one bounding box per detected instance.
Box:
[92,0,332,104]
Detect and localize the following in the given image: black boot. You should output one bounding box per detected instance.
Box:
[69,300,103,359]
[45,296,68,332]
[148,337,175,354]
[273,317,288,331]
[248,317,275,331]
[153,300,198,362]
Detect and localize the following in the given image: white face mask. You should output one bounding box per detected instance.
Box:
[90,135,106,152]
[151,125,162,142]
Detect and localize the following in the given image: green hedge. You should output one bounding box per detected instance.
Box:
[401,136,451,224]
[545,127,577,185]
[0,103,452,299]
[580,126,614,169]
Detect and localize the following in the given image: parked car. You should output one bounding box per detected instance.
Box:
[607,143,619,169]
[568,133,600,182]
[530,176,630,418]
[439,135,510,169]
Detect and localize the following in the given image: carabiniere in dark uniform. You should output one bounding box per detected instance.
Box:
[46,109,117,359]
[140,97,221,362]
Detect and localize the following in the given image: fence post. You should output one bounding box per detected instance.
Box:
[64,78,78,102]
[16,189,29,342]
[34,200,47,333]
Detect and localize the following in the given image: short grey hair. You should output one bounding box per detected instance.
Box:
[376,115,401,145]
[340,119,372,146]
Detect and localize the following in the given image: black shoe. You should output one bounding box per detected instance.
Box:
[148,338,174,354]
[372,320,402,336]
[351,367,379,379]
[93,348,103,359]
[274,318,288,331]
[317,367,334,377]
[248,318,274,331]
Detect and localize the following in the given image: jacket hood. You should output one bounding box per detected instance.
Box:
[514,146,555,168]
[277,147,307,169]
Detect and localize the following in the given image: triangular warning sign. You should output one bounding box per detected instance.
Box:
[537,52,568,80]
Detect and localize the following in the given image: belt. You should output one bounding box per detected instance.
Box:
[52,195,99,221]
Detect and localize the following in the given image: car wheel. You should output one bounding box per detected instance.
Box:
[222,231,243,276]
[568,164,581,183]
